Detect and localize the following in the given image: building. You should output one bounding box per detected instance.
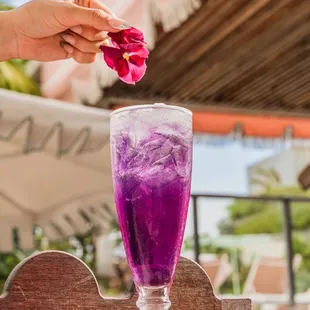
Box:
[248,148,310,194]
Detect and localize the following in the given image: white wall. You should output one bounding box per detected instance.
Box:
[248,147,310,194]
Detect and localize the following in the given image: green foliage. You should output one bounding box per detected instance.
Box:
[220,185,310,235]
[184,235,250,294]
[0,253,21,278]
[8,59,29,72]
[219,259,250,295]
[0,62,41,96]
[250,167,281,192]
[0,230,96,294]
[292,235,310,292]
[184,234,229,254]
[293,235,310,272]
[0,251,26,293]
[217,218,234,234]
[0,2,13,10]
[295,270,310,293]
[0,3,41,96]
[233,205,283,234]
[227,199,268,221]
[218,166,310,293]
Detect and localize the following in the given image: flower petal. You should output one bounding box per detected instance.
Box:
[131,47,149,59]
[129,55,146,67]
[108,27,145,46]
[117,59,130,77]
[119,44,149,58]
[127,27,145,43]
[101,27,148,85]
[100,46,122,69]
[100,46,130,77]
[120,62,147,84]
[100,46,122,59]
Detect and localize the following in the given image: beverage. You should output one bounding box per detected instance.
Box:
[110,104,192,309]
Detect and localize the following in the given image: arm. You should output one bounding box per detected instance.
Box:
[0,0,129,64]
[0,10,18,61]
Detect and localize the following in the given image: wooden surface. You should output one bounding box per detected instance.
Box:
[298,164,310,189]
[0,251,251,309]
[99,0,310,116]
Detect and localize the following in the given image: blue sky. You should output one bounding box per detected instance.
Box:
[4,0,27,6]
[6,0,35,6]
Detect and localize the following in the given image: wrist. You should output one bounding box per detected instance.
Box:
[0,11,19,61]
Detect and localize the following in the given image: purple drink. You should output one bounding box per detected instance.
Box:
[110,104,192,309]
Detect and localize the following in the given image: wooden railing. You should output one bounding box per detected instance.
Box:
[0,251,251,309]
[191,193,310,307]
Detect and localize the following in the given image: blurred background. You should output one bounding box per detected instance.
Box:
[1,0,310,309]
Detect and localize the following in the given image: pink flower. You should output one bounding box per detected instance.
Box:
[100,27,148,85]
[109,27,145,47]
[101,43,149,85]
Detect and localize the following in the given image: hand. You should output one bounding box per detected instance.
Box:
[2,0,130,63]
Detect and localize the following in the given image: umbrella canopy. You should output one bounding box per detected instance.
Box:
[0,89,114,252]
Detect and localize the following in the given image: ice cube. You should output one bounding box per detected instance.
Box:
[127,152,150,169]
[115,132,190,182]
[152,153,175,168]
[154,132,188,149]
[142,140,162,152]
[140,165,180,188]
[149,137,173,165]
[171,144,189,177]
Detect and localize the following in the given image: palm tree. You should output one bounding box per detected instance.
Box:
[250,167,281,193]
[0,2,41,95]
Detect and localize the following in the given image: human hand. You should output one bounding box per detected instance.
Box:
[2,0,130,63]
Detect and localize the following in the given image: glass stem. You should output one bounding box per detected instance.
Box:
[136,286,171,310]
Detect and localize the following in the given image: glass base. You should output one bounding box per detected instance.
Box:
[136,286,171,310]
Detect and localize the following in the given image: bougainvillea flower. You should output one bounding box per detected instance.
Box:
[108,27,145,47]
[100,27,149,85]
[101,43,149,85]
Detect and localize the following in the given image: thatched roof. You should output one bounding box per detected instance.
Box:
[100,0,310,117]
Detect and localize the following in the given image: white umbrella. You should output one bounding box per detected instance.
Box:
[0,89,115,252]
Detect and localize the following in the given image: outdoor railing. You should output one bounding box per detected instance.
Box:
[191,193,310,307]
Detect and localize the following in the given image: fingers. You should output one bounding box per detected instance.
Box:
[60,41,74,55]
[34,36,72,62]
[58,0,130,62]
[60,30,108,53]
[59,28,110,63]
[68,5,130,32]
[74,0,115,16]
[61,42,97,63]
[70,26,108,42]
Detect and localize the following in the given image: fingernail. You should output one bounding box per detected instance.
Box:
[94,31,108,41]
[70,25,83,35]
[98,38,110,49]
[108,16,131,30]
[61,42,74,54]
[61,34,76,46]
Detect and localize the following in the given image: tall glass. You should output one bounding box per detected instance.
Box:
[110,103,193,310]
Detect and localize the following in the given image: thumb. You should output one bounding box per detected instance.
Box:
[69,5,130,32]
